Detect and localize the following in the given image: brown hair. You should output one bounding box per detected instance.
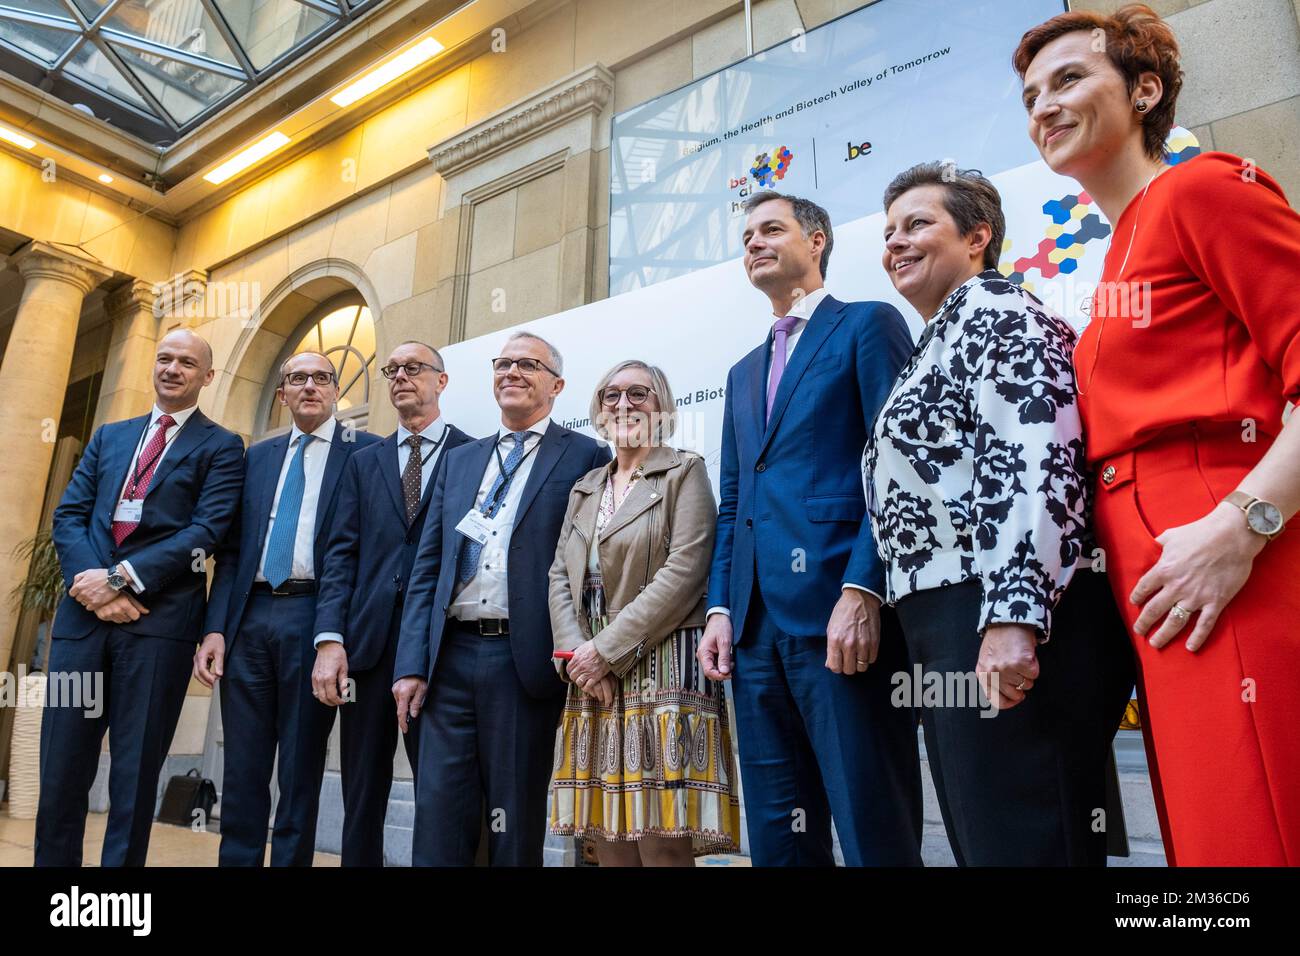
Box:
[1012,3,1183,160]
[882,162,1005,271]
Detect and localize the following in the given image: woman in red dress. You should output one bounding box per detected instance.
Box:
[1015,4,1300,866]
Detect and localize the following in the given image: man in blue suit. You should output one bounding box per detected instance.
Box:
[393,331,610,866]
[311,341,472,866]
[37,328,244,867]
[698,191,923,866]
[193,350,379,866]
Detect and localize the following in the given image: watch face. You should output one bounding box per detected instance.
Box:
[1246,500,1284,535]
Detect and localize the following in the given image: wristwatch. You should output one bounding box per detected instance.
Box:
[106,565,129,592]
[1223,491,1285,540]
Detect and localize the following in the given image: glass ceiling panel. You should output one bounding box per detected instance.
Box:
[104,0,244,72]
[109,38,242,124]
[0,16,80,66]
[214,0,333,70]
[64,40,152,110]
[0,0,384,145]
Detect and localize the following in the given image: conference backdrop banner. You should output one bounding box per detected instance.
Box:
[434,0,1203,489]
[608,0,1068,296]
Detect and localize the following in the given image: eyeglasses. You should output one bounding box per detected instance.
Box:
[381,361,444,379]
[492,357,559,377]
[283,371,337,387]
[599,385,656,407]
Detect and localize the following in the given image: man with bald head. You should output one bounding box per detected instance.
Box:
[38,328,245,866]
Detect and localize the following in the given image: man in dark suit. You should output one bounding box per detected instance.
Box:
[393,331,610,866]
[698,191,923,866]
[193,351,379,866]
[37,328,244,867]
[311,341,472,866]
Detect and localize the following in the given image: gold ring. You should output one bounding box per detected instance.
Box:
[1016,680,1027,691]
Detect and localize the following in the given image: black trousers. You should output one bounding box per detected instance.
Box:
[218,592,337,867]
[35,626,193,866]
[411,625,564,867]
[894,569,1135,866]
[338,604,420,867]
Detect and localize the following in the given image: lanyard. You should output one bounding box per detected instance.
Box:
[126,416,182,498]
[482,434,538,516]
[417,432,444,467]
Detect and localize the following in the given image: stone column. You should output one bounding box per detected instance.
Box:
[94,279,161,430]
[0,242,111,674]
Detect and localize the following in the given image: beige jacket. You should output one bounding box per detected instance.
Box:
[548,445,716,678]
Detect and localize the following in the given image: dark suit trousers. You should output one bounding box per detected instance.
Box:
[338,602,419,866]
[412,626,564,866]
[893,571,1136,866]
[35,625,193,867]
[731,596,923,866]
[218,592,336,866]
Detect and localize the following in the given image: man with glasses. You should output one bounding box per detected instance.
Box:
[394,331,611,866]
[311,341,473,865]
[195,351,380,866]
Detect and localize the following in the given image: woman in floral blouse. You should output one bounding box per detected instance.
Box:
[863,162,1133,865]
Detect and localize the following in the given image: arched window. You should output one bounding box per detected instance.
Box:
[260,295,375,438]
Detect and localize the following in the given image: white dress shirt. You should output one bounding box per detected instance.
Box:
[313,416,449,650]
[396,415,448,499]
[450,417,550,621]
[255,417,337,582]
[706,286,877,621]
[115,403,199,593]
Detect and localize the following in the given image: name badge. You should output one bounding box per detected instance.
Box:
[455,509,494,545]
[113,499,144,523]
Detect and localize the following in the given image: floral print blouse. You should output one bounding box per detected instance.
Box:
[862,270,1089,639]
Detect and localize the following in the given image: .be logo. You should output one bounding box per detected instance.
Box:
[845,140,873,162]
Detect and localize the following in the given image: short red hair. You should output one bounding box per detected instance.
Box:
[1013,3,1183,159]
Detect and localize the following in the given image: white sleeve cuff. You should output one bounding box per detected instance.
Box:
[314,632,344,649]
[706,606,731,619]
[842,582,885,605]
[119,560,144,594]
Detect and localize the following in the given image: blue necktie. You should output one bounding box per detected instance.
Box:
[263,434,312,588]
[457,431,528,585]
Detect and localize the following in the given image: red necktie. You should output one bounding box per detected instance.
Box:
[112,414,176,547]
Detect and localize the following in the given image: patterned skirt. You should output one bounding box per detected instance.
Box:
[550,574,741,854]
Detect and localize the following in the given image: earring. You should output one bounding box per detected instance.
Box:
[1135,100,1148,113]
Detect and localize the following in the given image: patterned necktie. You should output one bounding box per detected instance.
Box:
[112,413,176,547]
[456,431,529,585]
[263,434,313,588]
[766,314,802,420]
[401,434,424,524]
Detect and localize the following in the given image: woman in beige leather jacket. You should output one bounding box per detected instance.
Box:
[548,360,740,866]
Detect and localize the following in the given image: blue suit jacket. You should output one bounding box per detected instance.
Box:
[203,422,381,643]
[706,295,913,639]
[394,422,611,699]
[313,424,474,673]
[51,409,245,642]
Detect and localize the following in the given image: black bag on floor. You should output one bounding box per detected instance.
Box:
[157,768,218,828]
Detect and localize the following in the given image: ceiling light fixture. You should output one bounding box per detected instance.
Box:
[0,125,37,150]
[329,36,445,108]
[203,131,291,185]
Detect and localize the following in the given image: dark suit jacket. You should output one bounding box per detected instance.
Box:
[395,421,611,699]
[706,294,913,639]
[313,424,474,672]
[51,408,245,642]
[203,421,381,643]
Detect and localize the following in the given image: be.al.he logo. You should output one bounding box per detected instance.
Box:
[730,145,795,213]
[49,886,151,936]
[845,138,872,161]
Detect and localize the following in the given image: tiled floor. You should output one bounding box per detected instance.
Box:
[0,810,340,867]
